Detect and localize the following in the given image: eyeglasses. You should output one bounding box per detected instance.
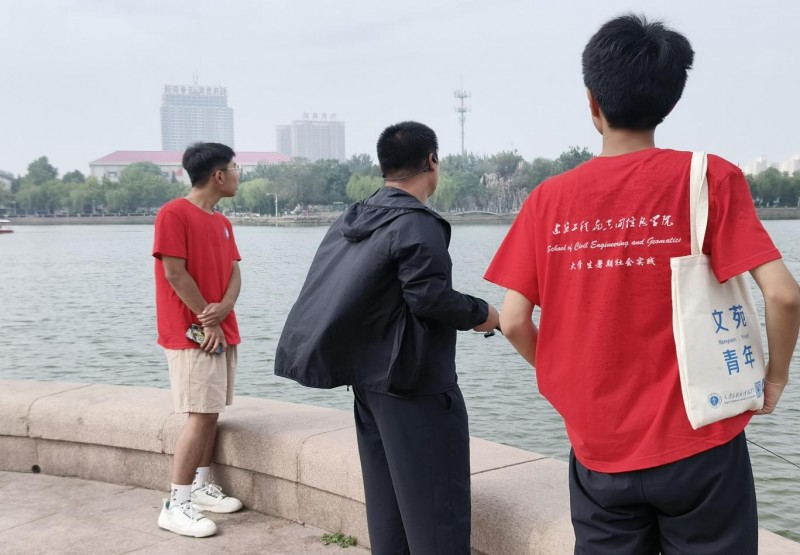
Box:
[219,165,241,174]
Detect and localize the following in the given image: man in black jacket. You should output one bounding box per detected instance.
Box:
[275,121,499,554]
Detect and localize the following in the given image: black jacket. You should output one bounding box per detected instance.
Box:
[274,187,489,394]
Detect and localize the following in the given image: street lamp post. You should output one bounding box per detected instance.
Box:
[266,193,278,218]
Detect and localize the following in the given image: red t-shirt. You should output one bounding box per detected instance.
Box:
[485,148,781,473]
[153,198,242,349]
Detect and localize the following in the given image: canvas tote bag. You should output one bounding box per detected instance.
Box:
[671,151,766,430]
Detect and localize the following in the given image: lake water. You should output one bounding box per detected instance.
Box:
[1,221,799,541]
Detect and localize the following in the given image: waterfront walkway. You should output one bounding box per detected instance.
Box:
[3,380,799,555]
[0,471,370,555]
[5,470,800,555]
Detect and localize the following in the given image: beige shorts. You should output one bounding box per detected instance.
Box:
[165,345,237,414]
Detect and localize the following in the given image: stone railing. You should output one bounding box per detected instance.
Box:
[1,380,798,554]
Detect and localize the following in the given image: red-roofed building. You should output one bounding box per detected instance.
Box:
[89,151,291,184]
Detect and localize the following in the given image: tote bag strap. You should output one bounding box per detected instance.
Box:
[689,152,709,255]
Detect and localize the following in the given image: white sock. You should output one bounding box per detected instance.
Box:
[193,467,211,491]
[170,484,192,508]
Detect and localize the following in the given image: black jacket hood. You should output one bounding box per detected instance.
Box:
[342,187,447,243]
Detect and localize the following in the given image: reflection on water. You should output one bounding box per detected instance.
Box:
[1,221,798,540]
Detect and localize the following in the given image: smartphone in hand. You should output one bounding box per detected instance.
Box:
[185,324,224,354]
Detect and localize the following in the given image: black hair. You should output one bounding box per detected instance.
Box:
[582,14,694,130]
[376,121,438,177]
[182,142,236,186]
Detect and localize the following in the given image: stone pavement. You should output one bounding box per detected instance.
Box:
[0,471,370,554]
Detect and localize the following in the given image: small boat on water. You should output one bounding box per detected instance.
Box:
[0,219,13,234]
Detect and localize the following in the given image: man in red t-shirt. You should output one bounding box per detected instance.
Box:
[485,15,800,555]
[152,143,244,538]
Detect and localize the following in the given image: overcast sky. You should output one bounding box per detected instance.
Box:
[2,0,798,176]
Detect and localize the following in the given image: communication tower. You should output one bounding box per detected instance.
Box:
[454,88,471,156]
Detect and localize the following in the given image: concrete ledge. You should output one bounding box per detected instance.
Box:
[1,379,798,554]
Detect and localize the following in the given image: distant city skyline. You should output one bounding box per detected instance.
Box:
[744,154,800,177]
[1,1,799,176]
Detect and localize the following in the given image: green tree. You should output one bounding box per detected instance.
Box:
[439,153,493,211]
[312,159,352,204]
[25,156,58,186]
[555,146,593,173]
[430,173,459,212]
[247,162,300,208]
[245,159,353,208]
[68,177,104,213]
[331,160,355,202]
[346,175,382,201]
[16,178,69,214]
[442,152,492,174]
[446,169,488,211]
[0,188,13,209]
[748,168,800,207]
[104,181,132,213]
[491,150,525,180]
[117,162,182,211]
[248,162,282,181]
[63,170,86,184]
[515,157,556,191]
[792,173,800,207]
[347,153,376,175]
[238,178,277,215]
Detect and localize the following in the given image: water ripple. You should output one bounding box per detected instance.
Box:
[0,222,798,540]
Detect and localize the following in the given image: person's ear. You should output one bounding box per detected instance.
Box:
[587,89,605,134]
[587,89,601,119]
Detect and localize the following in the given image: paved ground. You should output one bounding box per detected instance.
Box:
[0,471,370,554]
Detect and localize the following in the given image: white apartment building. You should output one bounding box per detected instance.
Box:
[779,154,800,175]
[743,156,776,176]
[275,113,345,162]
[744,154,800,176]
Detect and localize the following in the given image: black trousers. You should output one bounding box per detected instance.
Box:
[353,386,471,555]
[570,432,758,555]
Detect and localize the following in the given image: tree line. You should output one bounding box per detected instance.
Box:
[2,150,798,217]
[748,168,800,208]
[0,157,185,215]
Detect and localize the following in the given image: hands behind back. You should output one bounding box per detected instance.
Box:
[200,324,227,354]
[198,301,232,328]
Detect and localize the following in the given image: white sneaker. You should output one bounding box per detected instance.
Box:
[191,483,243,513]
[157,499,217,537]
